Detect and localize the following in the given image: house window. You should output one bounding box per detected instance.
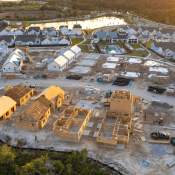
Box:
[54,66,56,68]
[9,68,10,69]
[0,116,3,121]
[6,111,9,116]
[21,98,24,103]
[11,107,14,112]
[25,95,28,99]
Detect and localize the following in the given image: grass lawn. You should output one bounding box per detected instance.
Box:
[83,39,92,44]
[123,17,136,24]
[127,50,149,57]
[79,44,96,53]
[143,40,155,48]
[4,5,42,11]
[10,23,30,28]
[71,38,84,46]
[130,44,143,49]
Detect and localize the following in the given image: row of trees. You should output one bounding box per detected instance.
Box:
[71,0,175,25]
[0,144,112,175]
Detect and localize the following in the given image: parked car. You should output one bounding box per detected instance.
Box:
[30,84,36,88]
[147,86,166,94]
[150,131,170,140]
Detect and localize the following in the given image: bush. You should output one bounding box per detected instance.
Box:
[54,160,65,173]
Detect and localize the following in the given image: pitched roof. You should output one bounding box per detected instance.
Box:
[118,25,129,30]
[43,27,56,32]
[154,42,175,52]
[73,24,82,29]
[16,26,25,32]
[15,35,37,42]
[0,35,14,43]
[59,25,68,29]
[15,100,49,123]
[160,28,175,35]
[35,85,64,103]
[40,34,52,42]
[63,50,75,60]
[70,45,81,54]
[0,96,16,116]
[58,35,70,41]
[28,26,40,33]
[96,32,107,39]
[5,83,32,100]
[9,48,24,57]
[108,32,118,39]
[3,53,23,67]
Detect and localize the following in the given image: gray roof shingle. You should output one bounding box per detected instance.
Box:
[28,27,40,33]
[15,35,37,42]
[0,35,14,43]
[154,42,175,52]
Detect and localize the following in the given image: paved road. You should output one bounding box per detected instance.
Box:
[1,78,175,106]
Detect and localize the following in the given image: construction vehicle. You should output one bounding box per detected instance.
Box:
[150,131,170,140]
[105,90,112,98]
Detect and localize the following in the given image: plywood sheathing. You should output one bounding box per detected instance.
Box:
[110,90,133,114]
[97,112,131,148]
[35,85,64,110]
[0,96,17,123]
[53,107,91,142]
[5,83,33,106]
[14,100,50,131]
[14,46,29,56]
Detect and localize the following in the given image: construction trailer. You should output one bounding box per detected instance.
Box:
[53,107,91,142]
[97,112,132,148]
[34,85,64,110]
[110,90,133,114]
[5,83,33,106]
[14,101,50,131]
[0,96,17,123]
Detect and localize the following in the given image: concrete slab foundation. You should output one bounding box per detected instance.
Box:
[77,60,96,66]
[85,54,99,59]
[107,57,119,62]
[102,63,116,69]
[86,122,94,127]
[82,130,91,136]
[69,66,91,74]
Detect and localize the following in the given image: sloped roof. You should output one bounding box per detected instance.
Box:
[118,25,129,30]
[59,25,68,29]
[73,24,82,29]
[40,35,52,42]
[63,50,75,60]
[15,35,37,42]
[161,28,175,35]
[58,35,70,41]
[3,53,22,67]
[28,26,40,33]
[96,32,107,39]
[9,48,24,57]
[54,55,68,66]
[70,45,81,54]
[0,35,14,43]
[154,42,175,52]
[35,85,64,103]
[108,32,118,39]
[0,96,16,116]
[43,27,56,32]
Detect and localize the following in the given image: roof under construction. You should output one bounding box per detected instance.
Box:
[0,96,16,116]
[15,100,49,123]
[5,83,32,100]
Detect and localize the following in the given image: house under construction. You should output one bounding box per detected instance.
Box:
[35,85,64,110]
[5,83,33,106]
[97,112,132,148]
[0,96,17,123]
[110,90,133,114]
[14,100,50,131]
[53,107,91,142]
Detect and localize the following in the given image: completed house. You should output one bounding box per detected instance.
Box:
[0,35,15,46]
[70,45,81,58]
[0,44,8,61]
[151,42,175,58]
[14,27,25,35]
[48,55,68,71]
[40,34,52,45]
[15,35,38,45]
[42,27,57,35]
[73,24,82,35]
[28,26,40,35]
[0,26,12,36]
[58,35,71,45]
[0,96,17,123]
[59,26,69,34]
[0,20,10,27]
[117,26,129,32]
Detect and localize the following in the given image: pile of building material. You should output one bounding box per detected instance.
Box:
[112,77,131,86]
[6,73,23,79]
[84,86,100,94]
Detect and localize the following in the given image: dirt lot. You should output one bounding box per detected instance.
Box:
[0,85,175,174]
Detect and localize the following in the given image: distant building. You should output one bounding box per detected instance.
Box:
[28,26,40,35]
[73,24,82,35]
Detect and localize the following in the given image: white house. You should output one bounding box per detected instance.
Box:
[0,26,12,36]
[117,26,129,32]
[40,35,52,45]
[59,26,69,34]
[58,35,71,45]
[73,24,82,35]
[15,35,38,45]
[28,27,40,35]
[47,55,68,71]
[42,27,57,35]
[36,58,49,68]
[14,27,25,35]
[0,35,15,46]
[63,50,75,64]
[70,45,81,58]
[2,52,23,72]
[127,28,137,35]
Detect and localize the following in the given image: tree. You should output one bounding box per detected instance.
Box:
[41,11,46,19]
[39,167,48,175]
[81,149,88,163]
[66,154,73,164]
[14,13,20,19]
[0,144,16,164]
[53,160,64,174]
[66,164,72,175]
[72,152,77,161]
[77,154,84,163]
